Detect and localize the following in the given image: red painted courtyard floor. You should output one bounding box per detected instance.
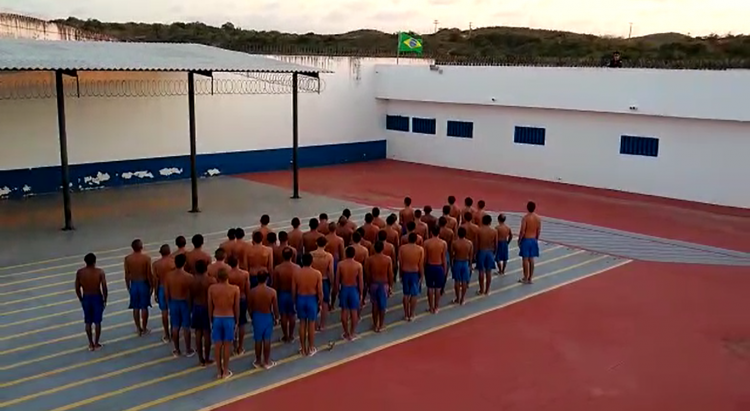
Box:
[216,161,750,411]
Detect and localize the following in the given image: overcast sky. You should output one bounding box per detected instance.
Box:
[0,0,746,37]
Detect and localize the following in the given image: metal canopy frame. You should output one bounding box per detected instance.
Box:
[47,68,319,230]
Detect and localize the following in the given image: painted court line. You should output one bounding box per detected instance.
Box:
[132,256,631,411]
[0,206,373,275]
[41,250,592,411]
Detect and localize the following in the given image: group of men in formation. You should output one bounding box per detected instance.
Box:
[74,196,542,379]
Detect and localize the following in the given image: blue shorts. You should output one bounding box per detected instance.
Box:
[322,279,332,305]
[128,280,151,310]
[81,294,104,324]
[445,250,451,271]
[296,295,319,321]
[476,249,496,272]
[278,290,295,315]
[156,286,168,311]
[452,260,471,283]
[339,285,360,310]
[191,304,210,330]
[519,238,540,258]
[425,264,445,289]
[369,282,389,310]
[169,299,190,329]
[333,258,339,280]
[238,298,248,325]
[496,240,509,262]
[251,312,274,342]
[212,316,235,343]
[401,272,421,297]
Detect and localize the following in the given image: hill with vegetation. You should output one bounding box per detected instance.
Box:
[57,17,750,69]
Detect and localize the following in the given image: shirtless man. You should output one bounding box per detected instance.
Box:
[191,260,217,366]
[171,236,187,259]
[125,239,153,336]
[519,201,542,284]
[377,230,397,270]
[185,234,212,275]
[318,213,330,235]
[75,253,108,351]
[413,209,429,239]
[233,228,247,267]
[399,197,415,235]
[401,221,424,247]
[342,208,358,232]
[219,229,236,257]
[226,255,251,354]
[438,216,455,295]
[336,246,364,340]
[273,248,299,343]
[208,269,240,379]
[325,222,345,306]
[460,211,479,264]
[288,218,304,262]
[384,214,401,250]
[303,218,324,254]
[399,233,424,321]
[461,197,475,225]
[365,241,394,332]
[476,215,498,295]
[245,231,273,288]
[153,244,175,343]
[293,253,323,356]
[473,200,488,226]
[361,213,380,243]
[248,271,279,369]
[448,196,461,220]
[255,215,273,246]
[371,207,386,229]
[336,216,354,246]
[442,205,459,234]
[165,254,195,357]
[208,248,230,279]
[451,228,473,304]
[424,226,448,313]
[267,232,279,266]
[388,213,402,234]
[357,227,373,251]
[421,205,438,233]
[274,231,298,268]
[351,232,370,265]
[495,214,513,275]
[311,236,335,330]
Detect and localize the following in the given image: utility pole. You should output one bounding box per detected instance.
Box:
[469,22,473,38]
[628,22,633,39]
[433,19,439,33]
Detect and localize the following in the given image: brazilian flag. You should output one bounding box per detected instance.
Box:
[397,32,423,54]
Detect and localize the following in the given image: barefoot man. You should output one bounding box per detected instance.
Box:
[399,233,423,321]
[75,253,108,351]
[293,254,323,356]
[325,222,345,307]
[365,241,394,332]
[336,246,364,340]
[519,201,542,284]
[424,226,448,313]
[495,214,513,275]
[192,260,216,366]
[311,236,334,330]
[255,215,273,246]
[303,218,324,254]
[451,228,473,304]
[245,231,273,289]
[125,239,153,336]
[208,269,240,379]
[371,207,386,229]
[153,244,175,343]
[227,255,251,355]
[208,248,230,279]
[336,216,354,246]
[476,215,498,295]
[273,248,299,343]
[185,234,211,275]
[165,254,195,357]
[399,197,415,235]
[248,270,279,369]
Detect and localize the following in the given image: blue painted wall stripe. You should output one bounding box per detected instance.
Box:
[0,140,386,198]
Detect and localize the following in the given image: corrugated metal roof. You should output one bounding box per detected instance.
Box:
[0,39,329,73]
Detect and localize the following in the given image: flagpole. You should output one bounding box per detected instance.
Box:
[396,33,400,65]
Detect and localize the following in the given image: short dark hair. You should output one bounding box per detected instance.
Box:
[464,197,473,206]
[175,236,187,247]
[482,215,492,225]
[316,236,327,247]
[257,270,269,284]
[84,253,96,266]
[365,213,373,223]
[457,227,466,238]
[345,246,355,258]
[192,234,204,247]
[175,253,187,268]
[227,228,236,239]
[131,239,143,251]
[343,208,351,218]
[477,200,485,209]
[266,232,277,244]
[291,217,300,228]
[282,247,294,261]
[408,233,417,243]
[378,230,387,241]
[159,244,171,256]
[438,216,447,227]
[195,260,208,275]
[424,205,432,214]
[215,248,226,260]
[443,205,450,215]
[431,225,440,236]
[464,212,473,222]
[374,241,384,253]
[407,221,416,231]
[319,213,328,221]
[217,269,229,281]
[448,196,456,204]
[278,231,288,242]
[404,197,412,206]
[352,232,361,243]
[372,207,380,217]
[498,214,506,223]
[301,253,313,267]
[527,201,536,213]
[386,214,397,225]
[235,228,245,239]
[227,255,238,268]
[414,209,422,218]
[252,231,264,243]
[260,214,270,225]
[309,218,319,229]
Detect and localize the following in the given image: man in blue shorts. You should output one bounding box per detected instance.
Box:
[191,260,216,366]
[335,246,364,340]
[365,241,394,332]
[476,215,498,295]
[165,254,195,357]
[518,201,542,284]
[248,271,279,369]
[451,227,473,305]
[495,214,513,275]
[124,239,153,336]
[273,248,299,343]
[423,226,448,313]
[293,253,323,356]
[75,253,108,351]
[398,233,424,321]
[208,268,240,379]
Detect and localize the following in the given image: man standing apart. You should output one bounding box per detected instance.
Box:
[75,253,108,351]
[208,269,240,379]
[519,201,542,284]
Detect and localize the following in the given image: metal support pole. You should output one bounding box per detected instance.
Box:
[291,72,300,199]
[188,71,200,213]
[55,70,74,231]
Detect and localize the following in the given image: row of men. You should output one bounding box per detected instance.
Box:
[75,198,542,379]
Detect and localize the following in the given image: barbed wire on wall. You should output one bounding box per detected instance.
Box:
[0,74,324,101]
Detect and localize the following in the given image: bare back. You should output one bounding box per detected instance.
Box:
[311,249,334,282]
[520,213,541,239]
[124,252,152,282]
[302,230,324,254]
[478,225,498,251]
[166,269,193,300]
[451,238,473,261]
[273,261,298,292]
[185,249,211,275]
[228,267,251,299]
[365,254,393,285]
[207,261,230,279]
[424,238,447,266]
[399,243,424,273]
[192,275,217,306]
[76,267,106,295]
[248,285,276,314]
[352,243,369,264]
[337,259,363,287]
[209,282,239,317]
[294,267,322,297]
[152,257,175,287]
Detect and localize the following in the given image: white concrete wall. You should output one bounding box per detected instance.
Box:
[378,66,750,208]
[0,56,429,170]
[375,65,750,123]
